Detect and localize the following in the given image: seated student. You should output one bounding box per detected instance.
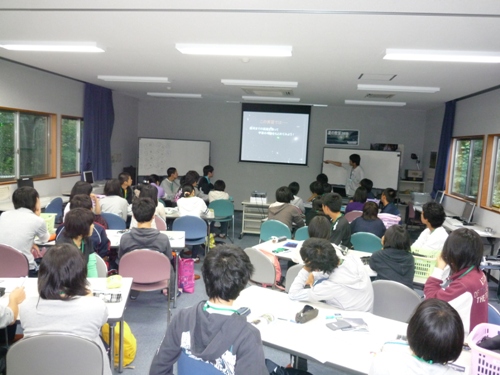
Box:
[174,170,208,202]
[119,172,134,204]
[56,207,98,278]
[306,181,324,202]
[368,225,415,289]
[0,186,49,277]
[177,184,209,217]
[360,178,376,200]
[350,201,386,238]
[20,244,112,375]
[307,215,331,240]
[268,186,305,231]
[147,174,166,200]
[0,287,25,329]
[160,167,180,203]
[288,238,374,312]
[380,188,400,216]
[208,180,230,239]
[198,165,215,195]
[424,228,488,334]
[100,178,129,221]
[130,184,166,229]
[411,202,448,253]
[316,173,332,194]
[288,181,305,214]
[149,245,268,375]
[63,181,103,224]
[305,197,324,225]
[57,194,110,259]
[345,186,367,214]
[322,193,352,248]
[369,299,464,375]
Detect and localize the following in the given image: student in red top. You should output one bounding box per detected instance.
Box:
[424,228,488,333]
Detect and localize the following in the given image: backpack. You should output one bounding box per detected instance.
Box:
[101,321,136,367]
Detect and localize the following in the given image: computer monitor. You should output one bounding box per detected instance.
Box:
[460,201,476,224]
[17,177,34,188]
[82,170,94,184]
[434,190,444,204]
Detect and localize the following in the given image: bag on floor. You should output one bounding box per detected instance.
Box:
[209,233,216,249]
[178,257,195,293]
[101,321,137,367]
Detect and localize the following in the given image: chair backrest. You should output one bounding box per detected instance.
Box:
[371,280,422,322]
[377,213,401,229]
[294,226,309,241]
[95,254,108,277]
[344,210,363,223]
[488,303,500,325]
[7,333,104,375]
[154,215,167,231]
[407,201,416,220]
[44,197,63,223]
[172,216,207,240]
[244,247,276,286]
[119,249,171,284]
[100,212,127,230]
[208,199,234,218]
[260,220,292,242]
[350,232,382,253]
[285,264,304,293]
[177,350,224,375]
[0,244,29,277]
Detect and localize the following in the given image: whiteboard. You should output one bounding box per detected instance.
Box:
[138,138,210,176]
[322,148,401,190]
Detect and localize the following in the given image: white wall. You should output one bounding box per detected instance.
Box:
[137,100,427,206]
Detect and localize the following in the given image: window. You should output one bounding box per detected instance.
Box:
[492,140,500,208]
[480,134,500,211]
[0,108,55,182]
[450,137,484,201]
[61,116,83,175]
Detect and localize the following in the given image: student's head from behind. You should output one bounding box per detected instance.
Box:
[312,198,324,212]
[63,207,94,239]
[349,153,361,166]
[70,181,92,200]
[148,174,161,185]
[132,197,156,223]
[352,187,367,203]
[309,181,324,196]
[182,170,200,187]
[300,238,339,274]
[181,184,195,197]
[381,188,397,204]
[203,165,214,177]
[104,178,122,196]
[362,201,379,220]
[167,167,178,179]
[275,186,293,203]
[407,299,464,364]
[383,225,410,252]
[316,173,329,184]
[359,178,373,193]
[322,193,342,214]
[422,202,446,228]
[38,243,89,300]
[202,245,254,302]
[308,215,331,240]
[288,182,300,196]
[213,180,226,192]
[12,186,39,212]
[70,194,92,211]
[441,228,483,273]
[139,184,158,205]
[118,172,132,187]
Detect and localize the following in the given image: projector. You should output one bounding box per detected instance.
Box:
[250,191,267,204]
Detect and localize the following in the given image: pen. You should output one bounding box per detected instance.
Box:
[277,317,297,323]
[20,276,27,287]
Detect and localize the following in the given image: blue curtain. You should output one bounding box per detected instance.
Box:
[432,100,456,197]
[81,83,114,180]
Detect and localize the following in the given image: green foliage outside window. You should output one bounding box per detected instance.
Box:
[0,110,15,179]
[61,118,82,175]
[492,142,500,208]
[451,138,483,200]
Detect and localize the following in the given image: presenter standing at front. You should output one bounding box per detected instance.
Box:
[324,154,364,198]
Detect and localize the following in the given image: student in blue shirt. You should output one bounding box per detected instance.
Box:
[380,188,400,216]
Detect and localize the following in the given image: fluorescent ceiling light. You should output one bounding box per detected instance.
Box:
[0,41,104,52]
[98,76,170,83]
[345,100,406,107]
[147,93,202,99]
[176,44,292,57]
[242,96,300,103]
[221,79,297,88]
[313,104,328,107]
[384,48,500,63]
[357,84,439,93]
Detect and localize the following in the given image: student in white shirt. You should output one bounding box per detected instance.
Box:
[411,202,448,254]
[177,184,209,217]
[324,153,364,197]
[288,181,305,214]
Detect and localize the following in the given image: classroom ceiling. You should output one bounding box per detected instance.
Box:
[1,1,500,110]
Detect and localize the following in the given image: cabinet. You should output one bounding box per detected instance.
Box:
[398,180,425,204]
[240,201,270,238]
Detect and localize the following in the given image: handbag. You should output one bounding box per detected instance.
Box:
[295,304,318,324]
[178,257,195,293]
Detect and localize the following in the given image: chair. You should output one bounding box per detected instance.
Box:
[101,212,127,230]
[344,210,363,223]
[244,248,276,288]
[208,200,235,243]
[294,226,309,241]
[172,216,208,248]
[177,350,224,375]
[371,280,422,322]
[405,202,425,230]
[0,244,29,277]
[378,213,401,229]
[6,333,105,375]
[260,220,292,243]
[154,215,167,231]
[285,264,303,293]
[44,197,63,224]
[350,232,383,253]
[488,303,500,325]
[95,254,108,277]
[119,249,172,322]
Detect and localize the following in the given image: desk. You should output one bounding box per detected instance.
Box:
[0,195,69,212]
[0,277,132,373]
[443,218,500,256]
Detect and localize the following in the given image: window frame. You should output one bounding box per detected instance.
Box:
[480,133,500,213]
[60,115,83,177]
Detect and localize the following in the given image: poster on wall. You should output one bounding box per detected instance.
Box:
[326,129,359,146]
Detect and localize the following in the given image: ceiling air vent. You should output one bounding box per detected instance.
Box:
[242,87,294,97]
[365,93,395,99]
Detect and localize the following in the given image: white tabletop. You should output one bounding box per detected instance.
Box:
[0,195,69,212]
[443,218,500,238]
[106,229,185,249]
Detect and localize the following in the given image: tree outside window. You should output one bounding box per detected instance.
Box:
[451,138,483,200]
[0,110,15,179]
[492,141,500,208]
[61,117,83,175]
